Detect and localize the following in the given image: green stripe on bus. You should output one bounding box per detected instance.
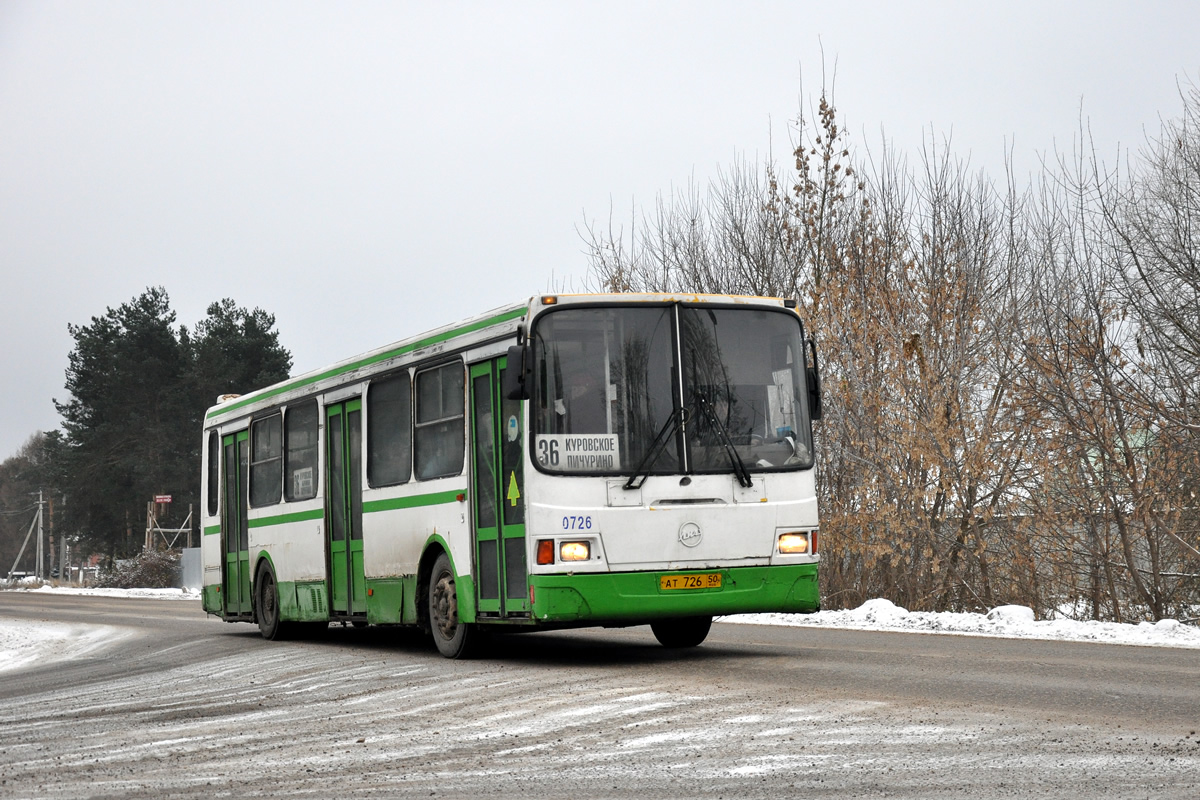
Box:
[362,490,462,514]
[203,524,221,536]
[247,508,325,528]
[207,306,526,420]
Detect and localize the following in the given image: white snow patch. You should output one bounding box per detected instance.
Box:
[623,730,695,749]
[0,618,135,672]
[728,754,813,776]
[17,585,200,600]
[986,604,1035,624]
[724,599,1200,649]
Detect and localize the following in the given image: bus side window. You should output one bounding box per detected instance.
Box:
[206,430,220,516]
[284,400,319,501]
[414,362,464,480]
[249,413,283,507]
[367,372,412,487]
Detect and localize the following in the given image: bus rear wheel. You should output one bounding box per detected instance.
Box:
[256,562,287,640]
[650,615,713,648]
[256,562,326,640]
[428,552,478,659]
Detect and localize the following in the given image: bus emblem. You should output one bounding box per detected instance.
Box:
[678,522,703,548]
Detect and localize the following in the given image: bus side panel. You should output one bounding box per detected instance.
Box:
[360,479,472,622]
[200,437,223,615]
[200,520,223,615]
[247,503,327,622]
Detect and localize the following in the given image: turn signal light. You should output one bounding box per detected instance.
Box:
[536,539,555,565]
[559,541,590,561]
[777,532,810,554]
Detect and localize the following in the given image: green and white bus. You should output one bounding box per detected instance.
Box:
[200,293,823,657]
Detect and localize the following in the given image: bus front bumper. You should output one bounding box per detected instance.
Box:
[528,563,819,623]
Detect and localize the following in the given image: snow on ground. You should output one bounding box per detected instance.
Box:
[726,598,1200,649]
[14,583,201,600]
[1,587,1198,675]
[0,615,136,672]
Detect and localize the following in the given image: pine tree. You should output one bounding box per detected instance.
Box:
[53,288,291,557]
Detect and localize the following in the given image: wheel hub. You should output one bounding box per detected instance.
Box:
[431,573,457,638]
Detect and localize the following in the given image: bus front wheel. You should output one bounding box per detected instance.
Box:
[650,615,712,648]
[428,552,478,659]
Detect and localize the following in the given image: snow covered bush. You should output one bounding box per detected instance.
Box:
[95,549,180,589]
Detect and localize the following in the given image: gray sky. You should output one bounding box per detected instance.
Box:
[2,1,1197,459]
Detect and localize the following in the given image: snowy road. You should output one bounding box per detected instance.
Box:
[0,592,1198,798]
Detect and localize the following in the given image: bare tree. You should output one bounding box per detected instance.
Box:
[580,77,1200,622]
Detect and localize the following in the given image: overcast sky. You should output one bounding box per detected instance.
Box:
[2,1,1198,460]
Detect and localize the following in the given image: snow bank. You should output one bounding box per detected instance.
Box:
[0,618,135,672]
[727,598,1200,649]
[11,585,200,600]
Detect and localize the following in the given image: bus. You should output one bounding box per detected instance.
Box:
[200,293,822,657]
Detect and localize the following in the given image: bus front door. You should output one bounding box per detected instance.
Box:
[469,357,528,618]
[326,399,367,618]
[221,430,251,617]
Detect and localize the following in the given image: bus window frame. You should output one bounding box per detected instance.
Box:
[248,412,284,508]
[283,397,320,502]
[366,368,414,488]
[413,358,466,481]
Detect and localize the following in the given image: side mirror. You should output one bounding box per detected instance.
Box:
[806,337,823,421]
[503,344,531,400]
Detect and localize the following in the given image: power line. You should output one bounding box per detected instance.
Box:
[0,504,38,517]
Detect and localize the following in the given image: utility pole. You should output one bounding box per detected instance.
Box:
[47,495,55,579]
[7,504,39,580]
[34,491,45,580]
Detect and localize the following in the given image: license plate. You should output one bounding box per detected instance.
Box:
[660,573,722,591]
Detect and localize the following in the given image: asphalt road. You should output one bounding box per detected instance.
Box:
[1,591,1198,798]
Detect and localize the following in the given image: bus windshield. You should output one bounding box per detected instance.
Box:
[531,303,814,477]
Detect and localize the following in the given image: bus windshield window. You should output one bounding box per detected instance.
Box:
[533,306,677,474]
[531,304,813,476]
[679,306,813,473]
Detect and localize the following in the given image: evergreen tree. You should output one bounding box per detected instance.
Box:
[53,288,291,557]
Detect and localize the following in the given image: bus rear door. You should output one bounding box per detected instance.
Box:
[221,430,251,617]
[326,399,367,618]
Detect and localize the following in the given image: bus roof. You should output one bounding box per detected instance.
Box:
[203,292,795,426]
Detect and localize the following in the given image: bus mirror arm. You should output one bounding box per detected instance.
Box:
[503,344,531,400]
[806,337,823,421]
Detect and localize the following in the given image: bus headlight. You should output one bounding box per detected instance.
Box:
[777,532,810,554]
[559,541,591,561]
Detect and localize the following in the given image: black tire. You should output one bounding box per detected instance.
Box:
[427,552,478,659]
[256,561,287,640]
[650,615,713,648]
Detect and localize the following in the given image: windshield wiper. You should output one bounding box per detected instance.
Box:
[624,406,688,490]
[694,394,754,488]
